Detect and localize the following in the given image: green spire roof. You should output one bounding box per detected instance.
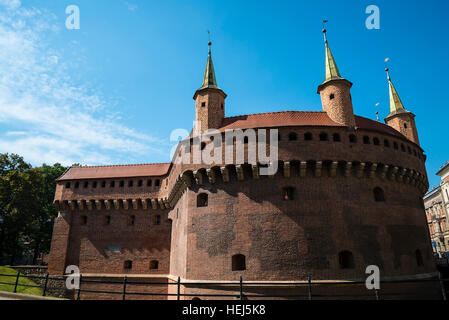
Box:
[386,68,407,116]
[323,29,342,81]
[200,42,218,89]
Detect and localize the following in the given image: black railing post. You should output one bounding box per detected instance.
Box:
[239,276,243,300]
[13,271,20,293]
[307,276,312,300]
[77,274,82,301]
[122,275,128,301]
[177,276,181,301]
[438,271,447,301]
[43,273,49,297]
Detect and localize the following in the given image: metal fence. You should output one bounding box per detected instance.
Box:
[0,271,447,300]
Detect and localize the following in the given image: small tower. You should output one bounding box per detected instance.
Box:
[384,68,420,145]
[193,41,227,135]
[317,28,356,127]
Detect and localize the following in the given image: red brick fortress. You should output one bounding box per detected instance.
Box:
[48,30,439,300]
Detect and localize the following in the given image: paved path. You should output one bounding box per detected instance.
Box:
[0,291,61,300]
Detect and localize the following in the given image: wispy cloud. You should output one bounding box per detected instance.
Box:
[124,2,138,12]
[0,2,166,166]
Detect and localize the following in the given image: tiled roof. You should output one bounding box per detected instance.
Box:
[220,111,405,138]
[56,163,171,181]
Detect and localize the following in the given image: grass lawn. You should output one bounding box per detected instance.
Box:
[0,266,44,296]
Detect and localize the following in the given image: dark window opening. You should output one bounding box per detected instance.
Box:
[330,93,335,100]
[416,250,424,267]
[363,136,370,144]
[201,102,206,107]
[138,180,143,187]
[404,123,408,129]
[129,180,134,187]
[147,180,152,187]
[66,182,71,188]
[278,133,281,142]
[124,260,133,270]
[101,181,106,188]
[283,187,295,201]
[401,144,406,152]
[373,138,380,146]
[244,136,249,144]
[154,215,161,225]
[413,150,417,157]
[304,132,313,141]
[155,179,160,187]
[288,132,297,141]
[232,254,246,271]
[120,180,125,187]
[374,187,385,202]
[384,140,390,148]
[349,134,357,143]
[197,193,208,207]
[221,104,224,110]
[75,182,79,189]
[129,215,136,226]
[110,181,115,188]
[93,181,97,188]
[339,251,355,269]
[81,216,87,225]
[319,132,329,141]
[408,147,412,154]
[150,260,159,270]
[84,181,89,188]
[104,216,111,226]
[201,142,206,150]
[393,142,399,150]
[333,133,341,142]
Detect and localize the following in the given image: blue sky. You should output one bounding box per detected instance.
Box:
[0,0,447,188]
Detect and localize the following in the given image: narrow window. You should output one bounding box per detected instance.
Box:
[393,142,399,150]
[101,181,106,188]
[129,180,134,187]
[104,216,111,226]
[373,187,385,202]
[150,260,159,270]
[413,150,417,157]
[278,133,281,142]
[232,254,246,271]
[147,179,152,187]
[84,181,89,188]
[404,123,408,129]
[93,181,97,188]
[304,132,313,141]
[197,193,208,207]
[408,146,412,154]
[384,140,390,148]
[120,180,125,187]
[401,144,406,152]
[330,93,335,100]
[415,250,424,267]
[110,181,115,188]
[319,132,329,141]
[339,251,355,269]
[75,182,79,189]
[373,138,380,146]
[128,215,136,226]
[349,134,357,143]
[288,132,297,141]
[221,103,224,110]
[124,260,133,270]
[363,136,370,145]
[81,216,87,225]
[333,133,341,142]
[155,179,160,187]
[153,215,161,225]
[138,180,143,187]
[283,187,295,201]
[243,136,249,144]
[66,182,71,189]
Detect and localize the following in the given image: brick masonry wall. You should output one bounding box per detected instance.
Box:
[319,80,356,127]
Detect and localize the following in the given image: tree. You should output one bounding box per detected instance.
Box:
[0,153,66,265]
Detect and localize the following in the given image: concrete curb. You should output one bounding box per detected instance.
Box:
[0,291,63,300]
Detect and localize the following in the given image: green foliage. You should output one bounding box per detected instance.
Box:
[0,153,67,265]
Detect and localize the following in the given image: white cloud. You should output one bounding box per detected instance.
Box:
[0,2,167,166]
[125,2,138,12]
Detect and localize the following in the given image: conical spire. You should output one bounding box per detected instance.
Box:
[385,68,407,115]
[323,29,342,81]
[200,41,218,89]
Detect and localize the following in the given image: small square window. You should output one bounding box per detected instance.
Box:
[110,181,115,188]
[84,181,89,188]
[75,182,80,189]
[120,181,125,187]
[201,102,206,107]
[138,180,143,187]
[124,260,133,270]
[66,182,71,188]
[147,180,152,187]
[129,180,134,187]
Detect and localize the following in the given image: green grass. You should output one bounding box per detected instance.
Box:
[0,266,44,296]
